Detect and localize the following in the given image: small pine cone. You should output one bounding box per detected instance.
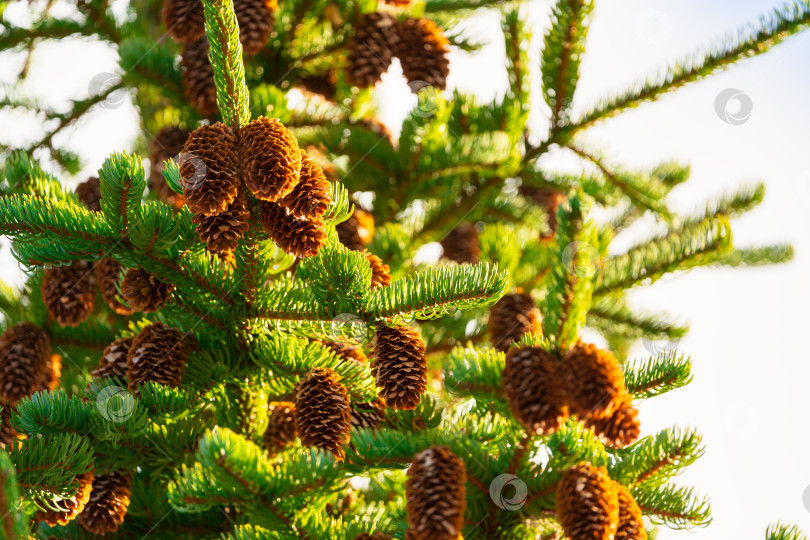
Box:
[294,367,351,459]
[162,0,204,42]
[615,481,646,540]
[488,293,543,352]
[440,222,480,265]
[262,401,297,454]
[75,176,101,211]
[395,18,450,91]
[278,152,330,220]
[584,393,641,449]
[240,117,302,202]
[127,323,192,392]
[149,126,190,208]
[91,337,133,381]
[193,193,250,255]
[502,346,568,435]
[120,268,175,313]
[0,322,51,403]
[346,12,399,87]
[529,187,566,242]
[180,122,239,215]
[260,202,327,258]
[354,534,392,540]
[0,405,22,450]
[41,354,62,392]
[337,208,374,251]
[234,0,276,55]
[41,260,96,327]
[36,470,95,526]
[320,340,368,364]
[405,446,466,540]
[371,325,427,410]
[564,342,626,419]
[556,463,619,540]
[363,251,391,290]
[95,257,133,315]
[351,397,386,430]
[298,71,338,100]
[181,37,218,117]
[78,470,133,535]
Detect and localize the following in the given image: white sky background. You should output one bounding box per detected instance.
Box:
[2,0,810,537]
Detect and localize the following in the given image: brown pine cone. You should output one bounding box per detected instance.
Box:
[120,268,175,313]
[405,446,466,540]
[240,117,302,202]
[78,470,133,535]
[180,122,239,215]
[556,463,619,540]
[91,337,133,381]
[371,325,427,410]
[149,126,190,208]
[488,292,543,353]
[181,37,218,117]
[0,322,50,404]
[262,401,297,455]
[41,260,96,327]
[162,0,204,43]
[94,257,133,315]
[354,533,392,540]
[337,207,374,251]
[41,354,62,392]
[346,12,399,87]
[75,176,101,212]
[528,187,566,242]
[193,193,250,256]
[584,393,641,449]
[298,71,338,100]
[363,250,391,290]
[395,18,450,91]
[351,397,386,430]
[36,470,95,526]
[564,342,626,420]
[440,222,480,265]
[0,405,22,450]
[234,0,276,55]
[615,481,646,540]
[294,367,351,459]
[502,346,568,435]
[260,201,327,258]
[278,152,331,220]
[319,340,368,364]
[127,323,193,393]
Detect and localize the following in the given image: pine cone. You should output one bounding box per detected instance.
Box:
[162,0,204,42]
[0,322,51,404]
[320,340,368,364]
[121,268,175,313]
[240,116,302,202]
[180,122,239,215]
[41,260,96,327]
[584,393,640,449]
[564,342,626,419]
[0,405,22,450]
[193,193,250,256]
[556,463,619,540]
[234,0,276,55]
[262,401,297,454]
[260,201,327,258]
[78,470,133,535]
[294,368,351,459]
[351,397,386,430]
[502,346,568,435]
[181,37,218,117]
[528,187,566,242]
[363,250,391,290]
[127,323,193,393]
[278,152,331,220]
[440,222,480,265]
[298,71,338,100]
[36,470,95,526]
[489,292,543,352]
[75,176,101,211]
[149,126,190,208]
[91,337,133,381]
[615,481,646,540]
[95,257,133,315]
[337,207,374,251]
[371,325,427,410]
[354,533,392,540]
[395,18,450,91]
[346,12,398,87]
[41,354,62,392]
[405,446,466,540]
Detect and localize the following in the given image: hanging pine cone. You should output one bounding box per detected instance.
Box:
[120,268,175,313]
[615,481,646,540]
[149,126,190,208]
[78,470,133,535]
[193,193,250,256]
[240,116,302,202]
[371,325,427,410]
[75,176,101,212]
[298,71,338,100]
[405,446,466,540]
[354,533,392,540]
[346,12,399,87]
[0,405,21,450]
[488,292,543,352]
[363,250,391,290]
[320,340,368,364]
[502,346,568,435]
[91,337,133,381]
[564,342,626,420]
[0,322,51,404]
[41,354,62,392]
[440,222,480,265]
[41,260,96,327]
[127,323,193,393]
[162,0,204,42]
[234,0,276,55]
[294,368,351,459]
[95,257,133,315]
[180,122,239,215]
[351,397,386,430]
[278,152,331,220]
[584,393,641,449]
[36,470,95,526]
[556,463,619,540]
[181,37,218,117]
[527,187,566,242]
[337,207,374,251]
[395,17,450,91]
[260,202,327,258]
[262,401,297,454]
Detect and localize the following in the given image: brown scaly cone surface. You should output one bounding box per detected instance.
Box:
[41,260,96,327]
[615,481,647,540]
[262,401,297,455]
[162,0,205,43]
[181,36,218,117]
[0,322,51,404]
[440,222,480,265]
[351,397,386,430]
[363,250,391,290]
[294,368,351,459]
[260,201,327,258]
[584,392,641,449]
[337,207,374,251]
[75,176,101,211]
[320,340,368,364]
[95,257,134,315]
[502,346,568,435]
[556,463,619,540]
[91,337,133,381]
[395,17,450,91]
[78,470,133,535]
[127,323,193,393]
[149,126,190,208]
[488,292,543,352]
[193,193,250,258]
[121,268,175,313]
[405,446,466,540]
[371,325,427,410]
[36,470,95,526]
[346,12,399,87]
[278,152,331,220]
[240,116,303,202]
[180,122,239,215]
[235,0,277,55]
[563,342,626,420]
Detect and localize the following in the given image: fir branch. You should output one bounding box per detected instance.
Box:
[633,483,711,529]
[12,391,94,437]
[612,427,704,488]
[444,344,504,401]
[622,350,693,399]
[767,523,809,540]
[588,296,689,342]
[712,245,794,267]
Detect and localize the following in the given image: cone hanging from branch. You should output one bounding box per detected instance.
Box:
[502,346,568,435]
[0,322,51,404]
[240,116,303,202]
[615,481,646,540]
[127,323,193,393]
[351,397,386,430]
[41,260,96,327]
[584,393,641,449]
[405,446,466,540]
[363,250,391,290]
[346,12,399,87]
[371,325,427,410]
[234,0,277,55]
[149,126,190,208]
[319,340,368,364]
[294,368,351,459]
[556,463,619,540]
[563,342,626,419]
[95,257,133,315]
[192,193,250,257]
[75,176,101,212]
[337,207,374,251]
[260,201,327,258]
[181,37,218,117]
[179,122,239,215]
[162,0,205,42]
[121,268,175,313]
[262,401,297,455]
[36,470,95,526]
[278,152,331,220]
[488,292,543,352]
[78,470,133,535]
[440,222,480,265]
[395,17,450,91]
[91,337,134,382]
